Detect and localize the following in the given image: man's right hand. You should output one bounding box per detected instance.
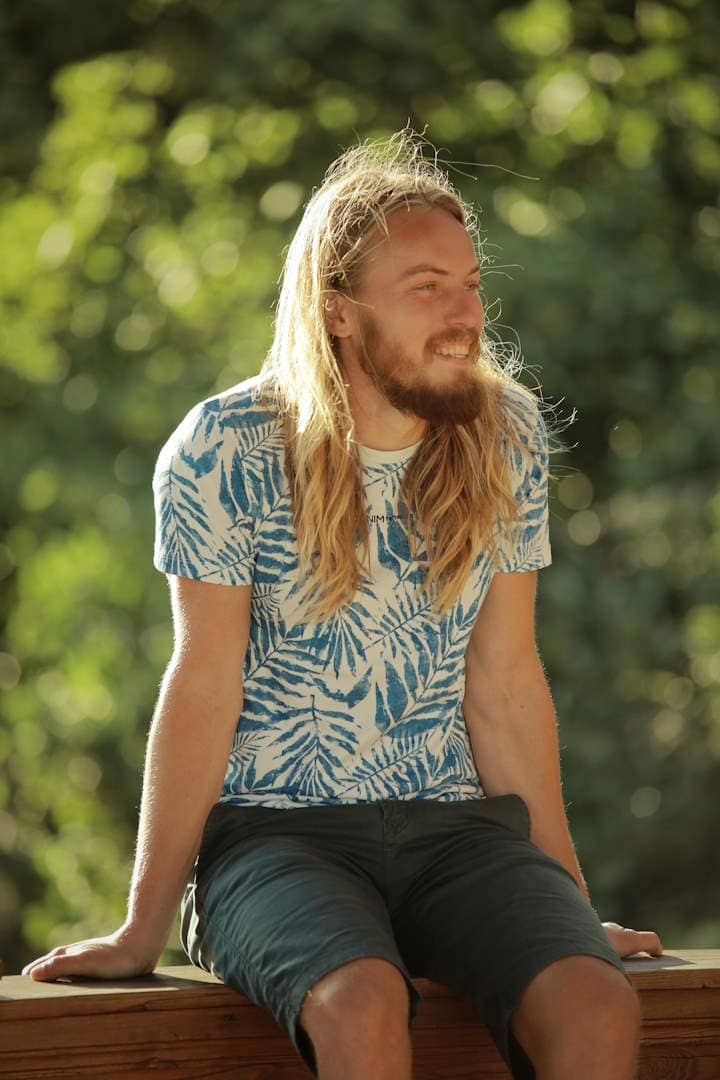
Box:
[21,924,159,982]
[22,577,252,987]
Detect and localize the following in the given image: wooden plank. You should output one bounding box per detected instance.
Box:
[1,951,718,1080]
[2,1008,279,1053]
[5,950,720,1006]
[0,1059,308,1080]
[639,989,720,1021]
[0,966,225,1002]
[3,950,719,1007]
[0,967,511,1079]
[623,950,720,991]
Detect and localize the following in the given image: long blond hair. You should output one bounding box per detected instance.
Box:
[259,130,545,620]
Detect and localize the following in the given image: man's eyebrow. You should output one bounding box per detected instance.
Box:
[398,262,481,280]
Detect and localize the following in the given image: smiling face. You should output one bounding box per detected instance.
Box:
[340,206,487,425]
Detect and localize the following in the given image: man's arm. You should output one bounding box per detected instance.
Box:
[463,569,663,959]
[23,575,251,981]
[462,569,588,896]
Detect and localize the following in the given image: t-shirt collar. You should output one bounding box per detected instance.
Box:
[356,441,423,467]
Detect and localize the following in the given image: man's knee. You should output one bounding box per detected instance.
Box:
[511,954,641,1057]
[299,956,411,1035]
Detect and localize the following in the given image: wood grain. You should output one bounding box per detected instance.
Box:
[1,951,718,1078]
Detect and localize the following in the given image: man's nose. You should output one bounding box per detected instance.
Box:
[445,288,484,330]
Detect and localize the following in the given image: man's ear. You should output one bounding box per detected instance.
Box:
[324,291,356,340]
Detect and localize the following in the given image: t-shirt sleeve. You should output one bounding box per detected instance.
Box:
[495,389,552,574]
[152,399,257,585]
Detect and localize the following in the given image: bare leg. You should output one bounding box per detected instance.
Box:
[511,954,642,1080]
[298,956,413,1080]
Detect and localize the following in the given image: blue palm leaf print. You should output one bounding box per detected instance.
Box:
[314,671,372,709]
[434,709,480,780]
[153,376,552,806]
[247,583,286,676]
[251,698,359,799]
[314,599,373,677]
[154,464,252,582]
[339,731,438,800]
[375,526,404,579]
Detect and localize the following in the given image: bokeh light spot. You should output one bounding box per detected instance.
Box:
[588,52,624,83]
[609,419,642,458]
[63,374,99,413]
[115,313,154,351]
[568,509,602,546]
[558,472,594,510]
[629,786,662,818]
[651,708,686,748]
[201,240,239,277]
[37,222,74,269]
[259,181,303,222]
[79,161,117,196]
[169,131,210,167]
[19,468,59,512]
[682,365,714,402]
[0,653,21,691]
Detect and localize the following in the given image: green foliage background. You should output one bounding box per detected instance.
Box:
[1,0,718,973]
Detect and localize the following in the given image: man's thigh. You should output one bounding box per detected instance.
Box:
[388,796,627,1077]
[181,803,421,1075]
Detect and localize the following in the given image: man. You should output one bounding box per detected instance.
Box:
[24,133,662,1080]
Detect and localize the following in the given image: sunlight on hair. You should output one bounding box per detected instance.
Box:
[258,127,560,621]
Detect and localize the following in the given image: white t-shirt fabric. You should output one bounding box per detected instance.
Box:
[152,374,552,807]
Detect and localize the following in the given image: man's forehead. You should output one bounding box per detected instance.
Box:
[362,206,476,278]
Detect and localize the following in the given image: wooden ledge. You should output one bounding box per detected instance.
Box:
[1,950,719,1078]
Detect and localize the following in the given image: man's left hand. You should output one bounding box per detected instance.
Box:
[602,921,663,958]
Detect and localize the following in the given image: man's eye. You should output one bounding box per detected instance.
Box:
[467,281,482,292]
[417,282,437,291]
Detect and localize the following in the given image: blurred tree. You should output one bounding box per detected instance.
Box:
[1,0,718,972]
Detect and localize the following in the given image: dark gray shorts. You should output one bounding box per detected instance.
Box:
[180,795,628,1079]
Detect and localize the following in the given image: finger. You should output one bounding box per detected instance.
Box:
[620,929,663,957]
[633,931,663,955]
[22,943,78,976]
[27,949,101,982]
[22,949,64,977]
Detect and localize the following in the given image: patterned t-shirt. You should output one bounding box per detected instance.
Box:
[152,374,551,807]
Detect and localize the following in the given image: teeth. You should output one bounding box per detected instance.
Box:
[437,348,468,357]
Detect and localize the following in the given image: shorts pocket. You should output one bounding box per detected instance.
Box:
[471,793,531,839]
[511,794,532,839]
